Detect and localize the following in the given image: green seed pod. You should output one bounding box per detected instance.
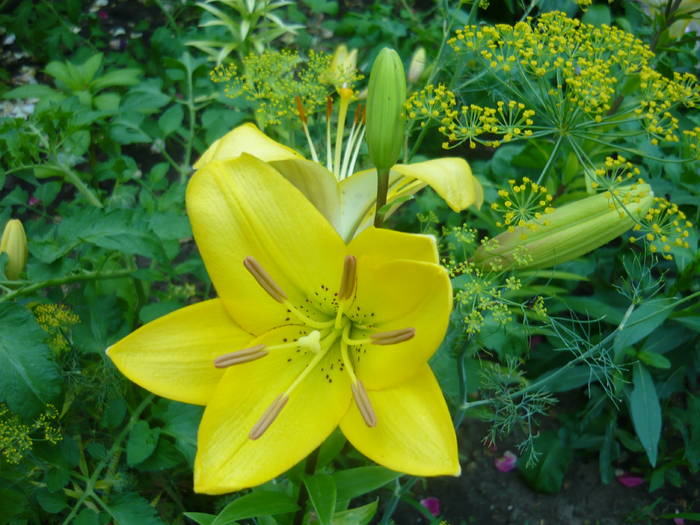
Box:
[474,184,654,271]
[366,48,406,172]
[0,219,28,280]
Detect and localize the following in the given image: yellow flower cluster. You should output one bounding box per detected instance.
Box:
[490,177,555,233]
[405,83,456,128]
[588,156,642,193]
[0,404,61,464]
[630,198,693,260]
[683,127,700,160]
[33,303,80,354]
[211,50,349,128]
[447,10,698,138]
[494,100,535,143]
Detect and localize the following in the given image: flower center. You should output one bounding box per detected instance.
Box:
[213,255,415,440]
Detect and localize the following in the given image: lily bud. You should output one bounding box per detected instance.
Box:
[407,47,427,84]
[474,184,654,271]
[366,48,406,172]
[0,219,28,280]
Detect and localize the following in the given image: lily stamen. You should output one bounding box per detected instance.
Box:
[338,255,357,300]
[243,256,287,303]
[340,324,377,427]
[296,96,319,163]
[249,394,289,440]
[351,380,377,427]
[214,344,267,368]
[370,327,416,345]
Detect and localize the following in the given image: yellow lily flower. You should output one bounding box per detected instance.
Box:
[107,154,459,494]
[194,123,483,241]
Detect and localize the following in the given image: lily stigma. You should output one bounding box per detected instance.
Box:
[107,154,459,494]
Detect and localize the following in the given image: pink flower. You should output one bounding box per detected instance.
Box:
[97,9,108,20]
[420,497,441,517]
[28,196,39,206]
[615,470,644,487]
[494,451,517,472]
[673,510,685,524]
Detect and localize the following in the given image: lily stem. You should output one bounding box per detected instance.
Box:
[292,446,320,525]
[374,167,391,227]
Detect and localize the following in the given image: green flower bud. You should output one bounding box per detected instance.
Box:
[366,48,406,172]
[474,184,654,271]
[407,47,427,84]
[0,219,28,280]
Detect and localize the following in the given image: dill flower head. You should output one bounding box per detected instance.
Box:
[405,83,456,129]
[587,156,642,193]
[630,197,693,260]
[490,177,555,232]
[439,103,499,149]
[33,303,80,353]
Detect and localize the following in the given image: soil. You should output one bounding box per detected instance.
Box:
[390,422,699,525]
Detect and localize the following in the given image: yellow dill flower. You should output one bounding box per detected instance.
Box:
[405,84,456,128]
[0,404,61,464]
[439,103,499,149]
[586,156,642,194]
[32,303,80,353]
[630,197,693,260]
[490,177,555,232]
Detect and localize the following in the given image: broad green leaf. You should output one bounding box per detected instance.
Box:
[0,303,61,417]
[637,350,671,369]
[332,466,401,502]
[91,68,142,91]
[519,431,572,493]
[2,84,63,101]
[158,104,184,136]
[629,363,661,466]
[183,513,217,525]
[212,491,298,524]
[304,473,336,525]
[94,93,121,111]
[157,400,202,464]
[331,500,377,525]
[74,508,100,525]
[614,298,677,353]
[659,512,700,521]
[0,489,27,523]
[126,420,160,466]
[108,493,166,525]
[77,53,104,84]
[317,428,346,469]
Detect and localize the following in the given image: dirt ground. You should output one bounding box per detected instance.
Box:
[391,422,699,525]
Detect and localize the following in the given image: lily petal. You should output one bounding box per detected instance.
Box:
[268,158,342,232]
[194,326,352,494]
[348,226,439,264]
[194,123,303,169]
[106,299,252,405]
[340,365,460,476]
[187,155,345,333]
[392,158,484,212]
[352,258,451,389]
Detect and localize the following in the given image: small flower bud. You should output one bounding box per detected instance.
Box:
[0,219,28,280]
[474,184,654,271]
[322,44,358,91]
[366,48,406,172]
[407,47,427,84]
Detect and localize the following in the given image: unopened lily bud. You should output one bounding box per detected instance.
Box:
[407,47,427,84]
[366,48,406,172]
[0,219,28,280]
[474,184,654,271]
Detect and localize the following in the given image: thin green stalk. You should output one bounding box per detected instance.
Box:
[374,167,391,227]
[379,477,416,525]
[292,447,320,525]
[59,166,103,208]
[535,134,562,185]
[0,269,133,304]
[572,132,692,163]
[61,394,154,525]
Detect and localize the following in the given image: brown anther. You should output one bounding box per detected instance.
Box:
[243,256,287,303]
[352,380,377,427]
[360,104,366,124]
[338,255,357,300]
[353,103,362,124]
[370,327,416,345]
[214,344,267,368]
[295,96,308,125]
[249,394,289,440]
[326,96,333,119]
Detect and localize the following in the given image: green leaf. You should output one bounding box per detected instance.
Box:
[0,303,62,417]
[304,473,336,525]
[108,493,166,525]
[519,431,572,493]
[36,488,68,513]
[331,500,377,525]
[659,512,700,521]
[91,68,142,91]
[629,363,661,467]
[157,400,202,464]
[332,466,401,502]
[77,53,104,85]
[0,488,27,523]
[2,84,63,101]
[212,491,299,524]
[637,350,671,369]
[158,104,184,136]
[183,512,218,525]
[614,298,677,353]
[74,508,100,525]
[126,420,160,466]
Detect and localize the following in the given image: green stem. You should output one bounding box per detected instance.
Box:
[57,166,103,208]
[61,394,154,525]
[379,477,416,525]
[0,269,133,303]
[535,134,563,185]
[374,167,391,227]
